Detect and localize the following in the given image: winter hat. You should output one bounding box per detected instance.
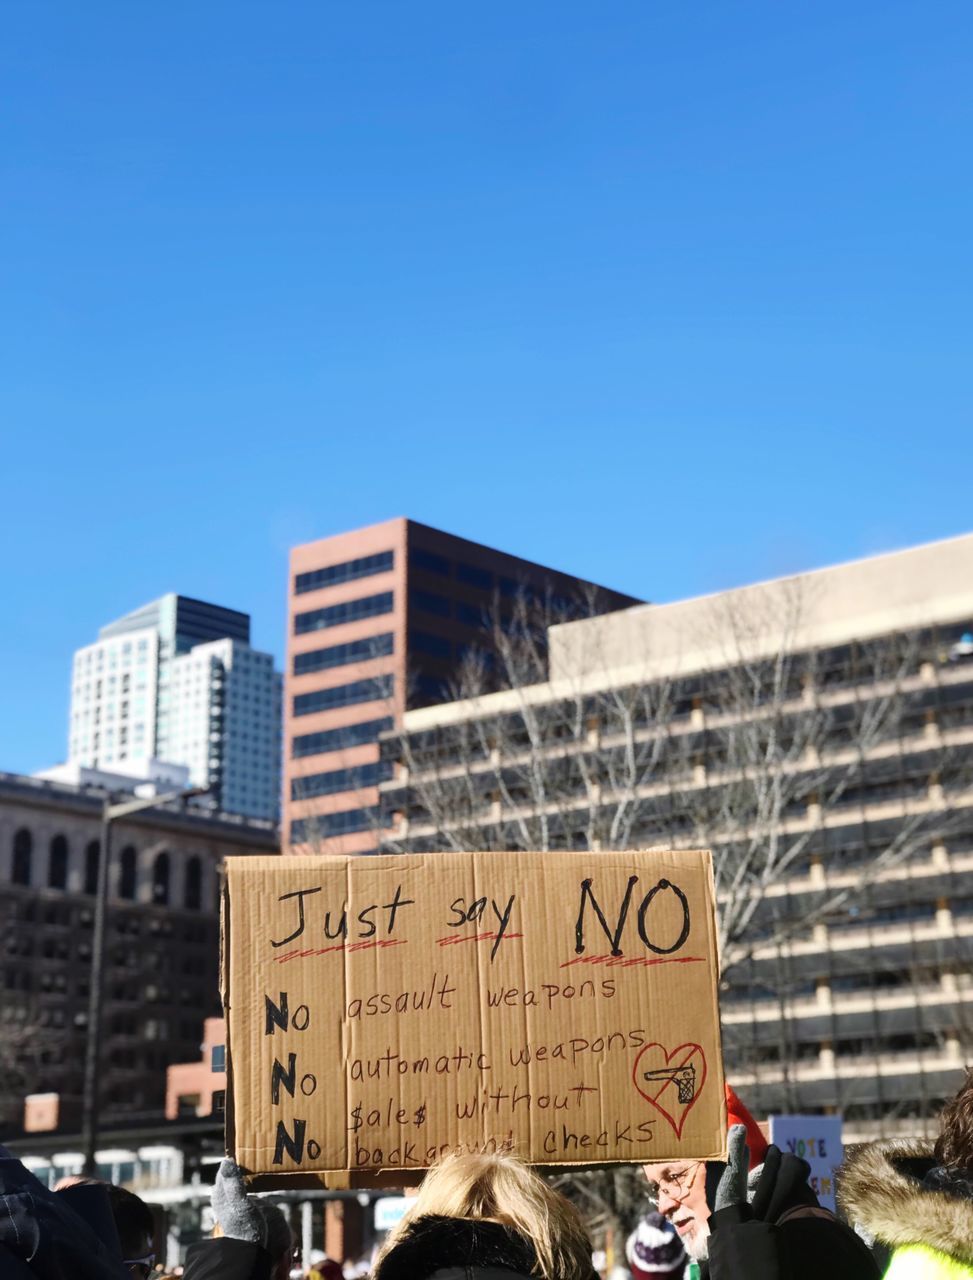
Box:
[626,1211,687,1280]
[725,1084,769,1170]
[920,1165,973,1203]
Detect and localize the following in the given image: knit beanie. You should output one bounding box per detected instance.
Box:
[626,1211,687,1280]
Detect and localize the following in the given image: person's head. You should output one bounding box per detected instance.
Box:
[642,1084,768,1262]
[251,1201,294,1280]
[105,1185,156,1279]
[377,1151,593,1280]
[626,1210,687,1280]
[639,1160,709,1261]
[934,1067,973,1170]
[315,1261,343,1280]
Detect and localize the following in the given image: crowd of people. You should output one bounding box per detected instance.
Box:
[3,1070,973,1280]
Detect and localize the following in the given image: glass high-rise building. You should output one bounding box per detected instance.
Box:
[68,594,281,821]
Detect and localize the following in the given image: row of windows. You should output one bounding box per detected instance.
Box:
[413,674,452,702]
[294,632,394,676]
[411,547,450,576]
[293,674,393,718]
[292,716,393,759]
[295,549,394,595]
[291,760,392,801]
[291,807,392,841]
[410,629,452,658]
[411,588,451,619]
[9,829,204,909]
[410,588,488,627]
[410,549,575,604]
[294,591,394,636]
[74,638,151,671]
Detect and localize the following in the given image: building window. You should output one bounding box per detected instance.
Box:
[456,601,485,626]
[292,808,392,842]
[292,716,394,760]
[293,632,394,676]
[414,674,451,703]
[119,846,137,901]
[293,674,393,718]
[152,852,170,906]
[85,841,100,895]
[48,835,68,890]
[185,857,202,911]
[294,591,393,636]
[456,562,493,589]
[410,588,451,618]
[12,829,32,886]
[410,630,452,658]
[411,547,451,577]
[294,549,394,595]
[291,760,392,801]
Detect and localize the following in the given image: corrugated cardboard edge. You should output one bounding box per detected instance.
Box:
[221,862,355,1191]
[222,849,730,1182]
[219,867,236,1161]
[697,847,729,1161]
[246,1159,650,1192]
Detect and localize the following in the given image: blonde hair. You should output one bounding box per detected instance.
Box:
[376,1151,592,1280]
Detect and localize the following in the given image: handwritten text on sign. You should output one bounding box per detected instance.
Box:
[222,851,726,1177]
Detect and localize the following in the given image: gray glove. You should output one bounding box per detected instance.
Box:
[212,1157,266,1246]
[714,1123,750,1211]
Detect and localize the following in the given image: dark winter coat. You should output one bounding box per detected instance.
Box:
[838,1139,973,1280]
[704,1144,879,1280]
[181,1236,276,1280]
[0,1146,131,1280]
[373,1213,592,1280]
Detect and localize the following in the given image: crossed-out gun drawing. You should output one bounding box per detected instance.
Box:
[643,1063,697,1104]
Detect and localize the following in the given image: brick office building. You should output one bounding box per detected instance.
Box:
[285,519,639,853]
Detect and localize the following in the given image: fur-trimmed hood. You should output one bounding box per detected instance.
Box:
[373,1214,540,1280]
[838,1139,973,1266]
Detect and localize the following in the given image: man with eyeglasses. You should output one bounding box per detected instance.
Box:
[640,1159,711,1261]
[642,1089,879,1280]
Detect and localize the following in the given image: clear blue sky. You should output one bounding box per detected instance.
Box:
[3,1,972,774]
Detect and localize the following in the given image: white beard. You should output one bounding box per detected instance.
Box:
[684,1227,710,1263]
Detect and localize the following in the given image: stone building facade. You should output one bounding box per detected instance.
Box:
[0,771,277,1126]
[380,533,973,1141]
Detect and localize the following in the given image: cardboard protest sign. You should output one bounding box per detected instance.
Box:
[768,1115,843,1211]
[222,850,726,1181]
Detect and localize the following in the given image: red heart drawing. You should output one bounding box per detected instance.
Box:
[632,1042,707,1139]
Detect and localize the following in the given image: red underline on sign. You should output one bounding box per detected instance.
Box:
[273,939,408,964]
[435,931,525,947]
[558,954,706,969]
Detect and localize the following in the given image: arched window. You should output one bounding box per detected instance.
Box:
[85,840,100,895]
[12,829,32,886]
[152,852,170,905]
[48,835,68,890]
[184,857,202,911]
[119,846,137,901]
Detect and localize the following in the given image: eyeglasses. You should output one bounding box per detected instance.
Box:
[645,1162,702,1206]
[123,1253,156,1279]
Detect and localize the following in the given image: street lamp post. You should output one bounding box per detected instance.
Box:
[81,785,210,1177]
